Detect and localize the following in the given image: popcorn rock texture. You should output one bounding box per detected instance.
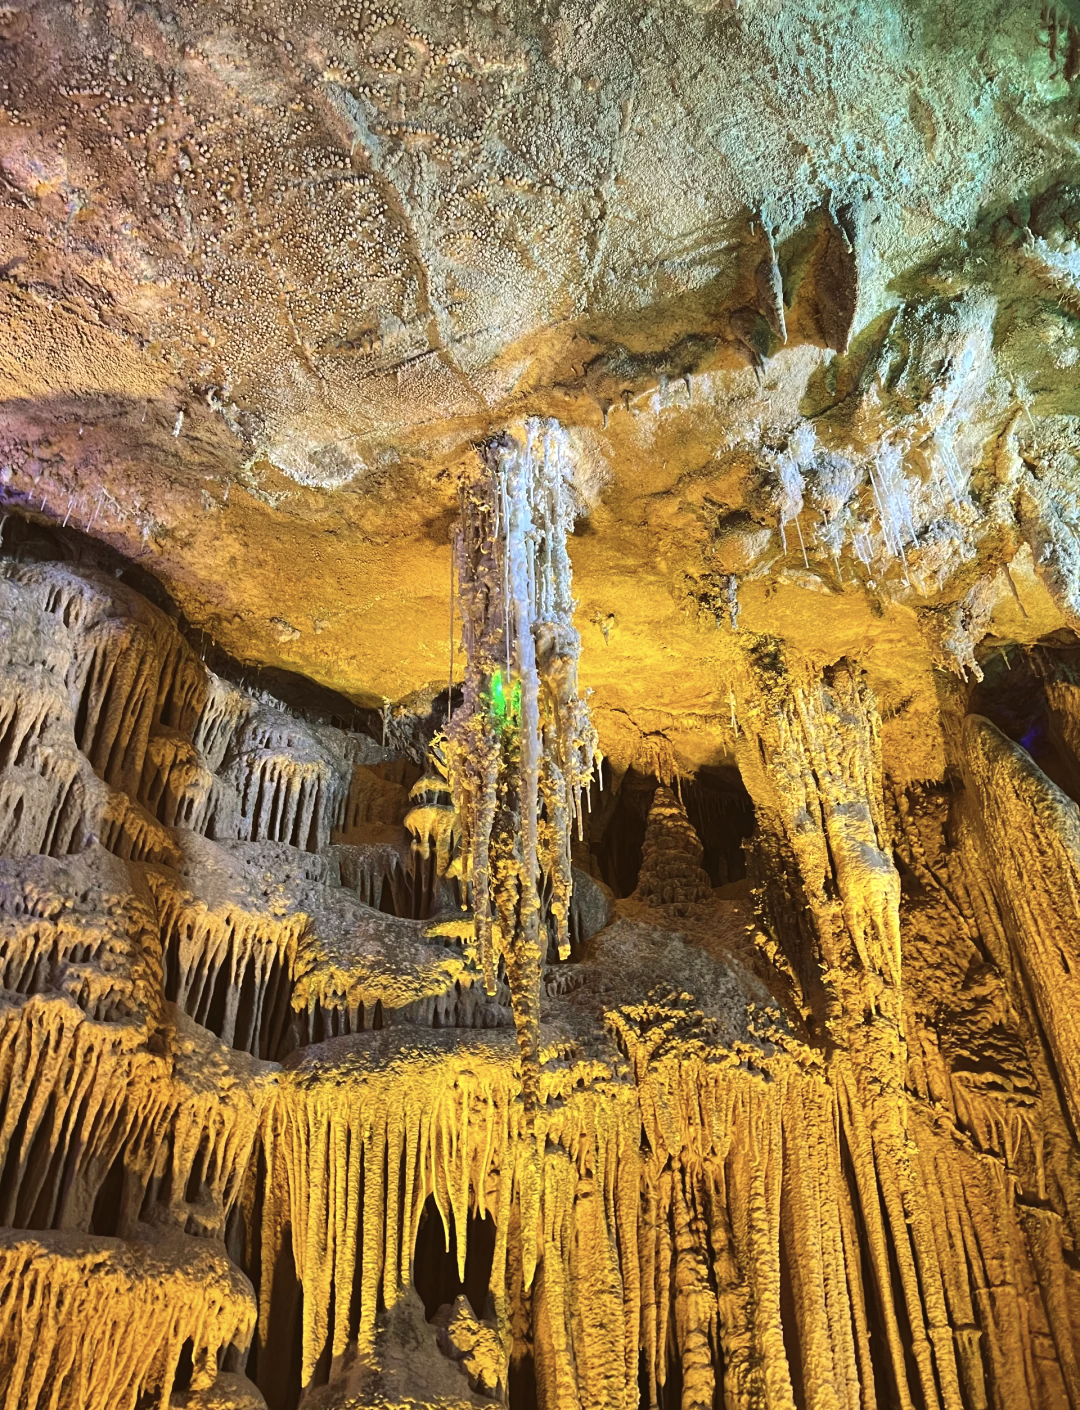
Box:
[5,3,1080,1407]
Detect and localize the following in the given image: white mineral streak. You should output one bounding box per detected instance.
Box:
[0,1229,255,1410]
[445,420,600,1112]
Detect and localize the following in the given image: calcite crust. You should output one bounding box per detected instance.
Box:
[5,2,1080,1406]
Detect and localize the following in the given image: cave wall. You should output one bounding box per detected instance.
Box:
[4,1,1080,1406]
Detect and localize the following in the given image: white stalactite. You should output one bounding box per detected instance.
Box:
[445,419,600,1111]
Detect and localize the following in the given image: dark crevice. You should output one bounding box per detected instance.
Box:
[660,1324,683,1410]
[778,1208,806,1410]
[682,767,755,887]
[173,1339,195,1394]
[509,1350,540,1410]
[594,768,653,897]
[971,635,1080,803]
[412,1195,496,1322]
[250,1221,305,1410]
[89,1153,126,1237]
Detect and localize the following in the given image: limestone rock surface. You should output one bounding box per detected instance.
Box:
[5,3,1080,1407]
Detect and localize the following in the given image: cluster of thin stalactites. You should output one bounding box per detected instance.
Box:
[442,420,600,1105]
[6,430,1080,1410]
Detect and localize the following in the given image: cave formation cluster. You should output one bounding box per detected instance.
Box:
[7,1,1080,1408]
[3,427,1080,1410]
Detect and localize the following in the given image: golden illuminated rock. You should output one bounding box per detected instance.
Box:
[4,2,1080,1407]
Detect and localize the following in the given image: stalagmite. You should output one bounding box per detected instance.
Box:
[630,786,713,915]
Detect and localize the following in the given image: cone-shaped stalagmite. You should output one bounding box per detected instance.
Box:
[631,786,713,915]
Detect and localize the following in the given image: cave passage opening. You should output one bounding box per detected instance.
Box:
[592,763,755,898]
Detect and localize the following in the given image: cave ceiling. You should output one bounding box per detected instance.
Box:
[11,6,1080,1410]
[3,0,1079,776]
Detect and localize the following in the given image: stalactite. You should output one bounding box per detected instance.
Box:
[962,714,1080,1134]
[140,729,233,835]
[333,763,411,841]
[735,647,901,1019]
[138,1005,278,1240]
[733,643,1011,1410]
[405,770,459,872]
[257,927,902,1410]
[98,783,182,865]
[331,839,413,914]
[193,675,253,773]
[288,896,489,1046]
[25,566,206,797]
[228,748,346,853]
[404,767,462,918]
[0,846,165,1025]
[3,544,1080,1410]
[0,677,83,858]
[0,1228,256,1410]
[148,871,305,1059]
[444,419,600,1112]
[0,988,273,1239]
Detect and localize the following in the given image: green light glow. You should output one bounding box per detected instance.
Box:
[488,671,521,727]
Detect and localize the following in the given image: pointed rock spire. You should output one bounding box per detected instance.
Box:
[632,786,713,915]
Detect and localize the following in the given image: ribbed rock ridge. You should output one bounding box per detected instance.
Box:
[1,544,1080,1410]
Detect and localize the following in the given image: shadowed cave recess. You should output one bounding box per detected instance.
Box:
[8,2,1080,1408]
